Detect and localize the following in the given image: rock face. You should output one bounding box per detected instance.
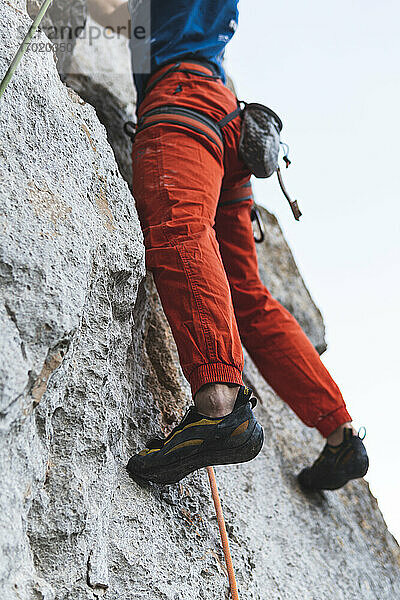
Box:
[254,207,327,354]
[27,0,87,78]
[1,3,399,600]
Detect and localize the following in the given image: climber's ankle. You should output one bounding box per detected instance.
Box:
[194,383,240,418]
[326,422,355,446]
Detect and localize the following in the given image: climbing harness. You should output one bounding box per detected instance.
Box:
[207,466,240,600]
[0,0,53,100]
[125,60,303,224]
[135,104,226,157]
[144,61,222,97]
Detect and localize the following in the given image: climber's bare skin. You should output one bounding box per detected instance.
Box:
[87,0,129,36]
[195,383,354,445]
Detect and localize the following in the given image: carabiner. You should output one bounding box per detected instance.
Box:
[123,121,137,141]
[250,204,265,243]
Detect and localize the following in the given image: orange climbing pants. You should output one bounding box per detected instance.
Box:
[132,62,351,437]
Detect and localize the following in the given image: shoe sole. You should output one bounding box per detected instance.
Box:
[127,422,264,485]
[298,457,369,491]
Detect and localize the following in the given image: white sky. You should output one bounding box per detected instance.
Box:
[225,0,400,542]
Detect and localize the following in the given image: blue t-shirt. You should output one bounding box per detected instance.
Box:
[128,0,239,105]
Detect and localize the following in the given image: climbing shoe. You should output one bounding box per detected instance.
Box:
[127,385,264,485]
[297,428,369,491]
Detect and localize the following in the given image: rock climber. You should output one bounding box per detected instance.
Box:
[87,0,369,490]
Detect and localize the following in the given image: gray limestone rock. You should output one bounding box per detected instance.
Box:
[27,0,87,78]
[1,3,399,600]
[255,207,327,354]
[66,14,136,188]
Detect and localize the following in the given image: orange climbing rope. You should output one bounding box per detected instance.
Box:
[206,466,239,600]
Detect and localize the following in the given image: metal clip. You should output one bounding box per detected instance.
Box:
[250,204,265,243]
[123,121,137,141]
